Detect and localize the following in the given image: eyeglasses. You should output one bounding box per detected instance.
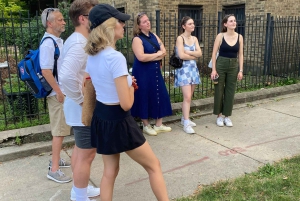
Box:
[46,8,55,21]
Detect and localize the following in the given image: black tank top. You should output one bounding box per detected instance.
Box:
[219,34,239,58]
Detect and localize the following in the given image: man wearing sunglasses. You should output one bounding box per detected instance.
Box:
[40,8,72,184]
[59,0,100,200]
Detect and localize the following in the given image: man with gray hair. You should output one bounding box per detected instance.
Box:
[40,8,72,183]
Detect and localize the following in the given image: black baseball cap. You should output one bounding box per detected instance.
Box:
[89,4,131,30]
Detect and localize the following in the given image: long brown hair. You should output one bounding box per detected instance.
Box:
[179,16,192,34]
[133,12,147,36]
[221,14,235,32]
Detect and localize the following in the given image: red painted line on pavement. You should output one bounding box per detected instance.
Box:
[245,134,300,148]
[125,156,210,186]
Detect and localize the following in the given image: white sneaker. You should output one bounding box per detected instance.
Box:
[143,124,157,136]
[70,185,100,201]
[216,117,224,127]
[181,117,196,127]
[153,124,172,133]
[183,125,195,134]
[224,117,233,127]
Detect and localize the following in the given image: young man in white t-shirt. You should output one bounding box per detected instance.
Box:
[40,8,72,184]
[59,0,100,200]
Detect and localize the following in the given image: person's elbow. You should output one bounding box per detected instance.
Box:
[120,102,132,111]
[135,54,147,62]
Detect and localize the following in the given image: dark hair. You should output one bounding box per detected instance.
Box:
[179,16,192,34]
[221,14,235,32]
[69,0,99,27]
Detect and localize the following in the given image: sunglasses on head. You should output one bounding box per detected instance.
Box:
[136,12,146,23]
[46,8,55,21]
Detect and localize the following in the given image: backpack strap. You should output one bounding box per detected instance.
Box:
[40,37,60,82]
[139,32,160,51]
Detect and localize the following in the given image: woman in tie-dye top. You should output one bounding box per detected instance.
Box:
[175,16,202,134]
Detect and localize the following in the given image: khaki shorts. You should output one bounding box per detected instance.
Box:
[47,95,71,137]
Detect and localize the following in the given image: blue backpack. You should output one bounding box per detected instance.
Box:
[18,36,60,98]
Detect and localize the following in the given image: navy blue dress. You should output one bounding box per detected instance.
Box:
[131,32,172,119]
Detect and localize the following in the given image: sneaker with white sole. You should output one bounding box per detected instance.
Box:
[70,185,100,201]
[143,124,157,136]
[47,169,72,183]
[181,117,196,127]
[153,124,172,133]
[183,125,195,134]
[49,158,71,168]
[216,117,224,127]
[224,117,233,127]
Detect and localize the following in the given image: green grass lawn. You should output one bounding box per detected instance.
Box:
[177,155,300,201]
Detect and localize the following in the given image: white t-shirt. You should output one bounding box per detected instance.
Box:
[39,32,64,97]
[86,47,131,104]
[59,32,88,126]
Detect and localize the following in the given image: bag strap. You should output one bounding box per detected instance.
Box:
[173,36,185,54]
[218,33,224,52]
[139,33,160,51]
[40,36,60,82]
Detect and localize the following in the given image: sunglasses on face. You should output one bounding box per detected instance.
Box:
[46,8,55,21]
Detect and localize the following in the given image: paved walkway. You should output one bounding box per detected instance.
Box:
[1,92,300,201]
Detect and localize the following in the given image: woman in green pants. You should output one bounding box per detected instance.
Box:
[210,14,244,127]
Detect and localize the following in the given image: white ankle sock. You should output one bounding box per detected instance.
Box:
[184,119,189,127]
[73,185,88,201]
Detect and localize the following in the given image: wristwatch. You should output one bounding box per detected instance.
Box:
[239,70,243,72]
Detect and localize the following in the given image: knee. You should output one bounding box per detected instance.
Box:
[183,96,192,103]
[146,158,162,174]
[104,165,119,179]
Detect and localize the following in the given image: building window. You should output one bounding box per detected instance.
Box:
[178,5,203,42]
[223,4,245,36]
[117,7,125,13]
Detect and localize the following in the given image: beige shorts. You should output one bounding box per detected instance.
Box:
[47,95,71,137]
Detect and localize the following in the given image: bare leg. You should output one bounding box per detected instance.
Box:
[181,85,196,120]
[71,145,78,173]
[73,148,96,188]
[51,136,64,172]
[141,119,149,126]
[126,142,169,201]
[100,154,120,201]
[155,118,163,126]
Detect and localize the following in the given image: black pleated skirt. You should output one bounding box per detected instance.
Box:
[91,101,146,155]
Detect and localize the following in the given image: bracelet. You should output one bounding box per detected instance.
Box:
[239,70,243,73]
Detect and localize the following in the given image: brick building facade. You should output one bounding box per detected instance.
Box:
[100,0,299,75]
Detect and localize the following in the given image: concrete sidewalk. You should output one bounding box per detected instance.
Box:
[1,90,300,200]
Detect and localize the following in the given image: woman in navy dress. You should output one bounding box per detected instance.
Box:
[131,12,172,136]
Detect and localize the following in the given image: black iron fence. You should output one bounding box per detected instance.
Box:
[0,11,299,129]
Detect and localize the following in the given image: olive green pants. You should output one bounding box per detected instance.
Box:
[213,56,238,116]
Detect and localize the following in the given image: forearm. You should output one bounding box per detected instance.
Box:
[239,55,244,71]
[42,70,62,95]
[136,52,161,62]
[187,51,202,58]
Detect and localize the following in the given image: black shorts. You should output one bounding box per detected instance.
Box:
[73,126,94,149]
[90,101,146,155]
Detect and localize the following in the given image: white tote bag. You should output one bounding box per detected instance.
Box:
[208,34,223,68]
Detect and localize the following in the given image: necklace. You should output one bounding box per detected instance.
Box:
[182,34,191,39]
